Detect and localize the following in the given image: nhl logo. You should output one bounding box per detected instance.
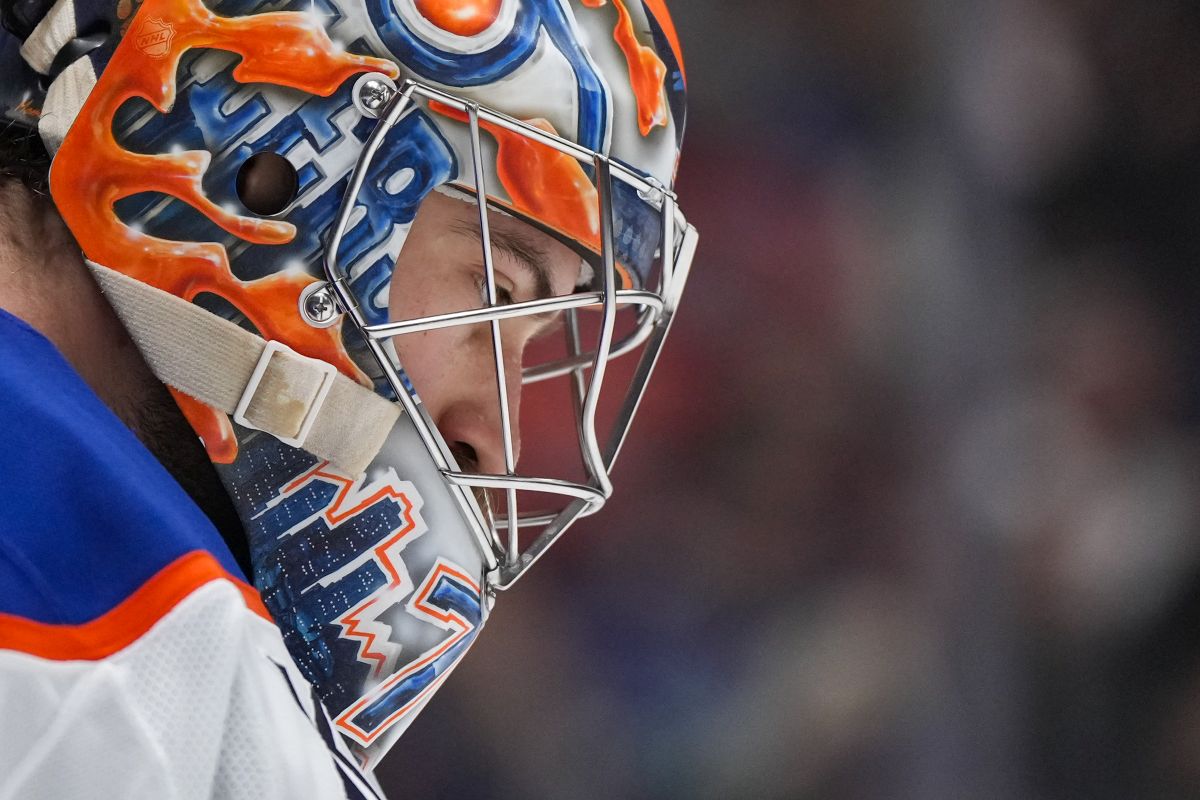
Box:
[134,17,174,59]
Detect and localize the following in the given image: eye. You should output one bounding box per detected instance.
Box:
[476,274,515,306]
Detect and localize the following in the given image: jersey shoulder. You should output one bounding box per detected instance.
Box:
[0,309,387,799]
[0,305,246,627]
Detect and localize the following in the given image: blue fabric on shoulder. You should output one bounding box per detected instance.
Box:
[0,306,246,624]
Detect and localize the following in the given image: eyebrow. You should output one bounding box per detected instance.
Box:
[451,218,554,302]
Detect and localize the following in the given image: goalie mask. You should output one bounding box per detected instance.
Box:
[3,0,696,767]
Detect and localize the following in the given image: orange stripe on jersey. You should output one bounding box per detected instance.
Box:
[0,551,271,661]
[640,0,685,85]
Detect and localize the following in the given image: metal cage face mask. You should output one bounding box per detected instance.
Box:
[328,77,697,589]
[29,0,694,770]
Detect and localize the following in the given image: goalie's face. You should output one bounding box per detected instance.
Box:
[387,190,583,475]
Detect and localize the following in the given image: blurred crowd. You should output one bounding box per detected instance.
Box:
[378,1,1200,798]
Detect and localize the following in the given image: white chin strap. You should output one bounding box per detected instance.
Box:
[88,261,400,476]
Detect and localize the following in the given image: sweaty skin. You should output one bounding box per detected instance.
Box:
[387,191,582,475]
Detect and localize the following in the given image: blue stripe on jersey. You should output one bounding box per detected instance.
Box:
[0,306,246,624]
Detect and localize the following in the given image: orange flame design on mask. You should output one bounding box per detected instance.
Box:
[414,0,502,37]
[430,101,633,288]
[51,0,399,462]
[582,0,668,136]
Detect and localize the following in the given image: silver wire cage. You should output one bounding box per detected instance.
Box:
[324,78,698,590]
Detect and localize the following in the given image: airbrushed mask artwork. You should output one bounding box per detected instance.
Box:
[10,0,696,767]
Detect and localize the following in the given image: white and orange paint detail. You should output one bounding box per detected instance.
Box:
[335,559,481,745]
[338,597,394,677]
[581,0,669,135]
[430,101,634,286]
[279,461,422,585]
[274,461,427,675]
[414,0,503,37]
[50,0,399,463]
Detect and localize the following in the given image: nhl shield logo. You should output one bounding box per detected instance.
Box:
[134,17,174,58]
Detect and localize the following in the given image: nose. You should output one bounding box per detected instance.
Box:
[433,327,524,476]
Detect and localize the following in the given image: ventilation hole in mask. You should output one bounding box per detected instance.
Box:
[236,152,298,216]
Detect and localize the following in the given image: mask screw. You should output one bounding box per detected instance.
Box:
[354,73,398,118]
[300,282,342,328]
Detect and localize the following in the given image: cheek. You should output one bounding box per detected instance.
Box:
[389,266,440,321]
[497,319,534,370]
[388,264,483,393]
[392,273,495,333]
[392,327,459,402]
[393,323,528,410]
[386,258,537,412]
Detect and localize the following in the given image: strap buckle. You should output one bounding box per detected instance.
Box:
[233,340,337,448]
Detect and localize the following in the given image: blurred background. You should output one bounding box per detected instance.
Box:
[378,1,1200,797]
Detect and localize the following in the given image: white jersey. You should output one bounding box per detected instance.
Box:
[0,307,384,799]
[1,572,385,800]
